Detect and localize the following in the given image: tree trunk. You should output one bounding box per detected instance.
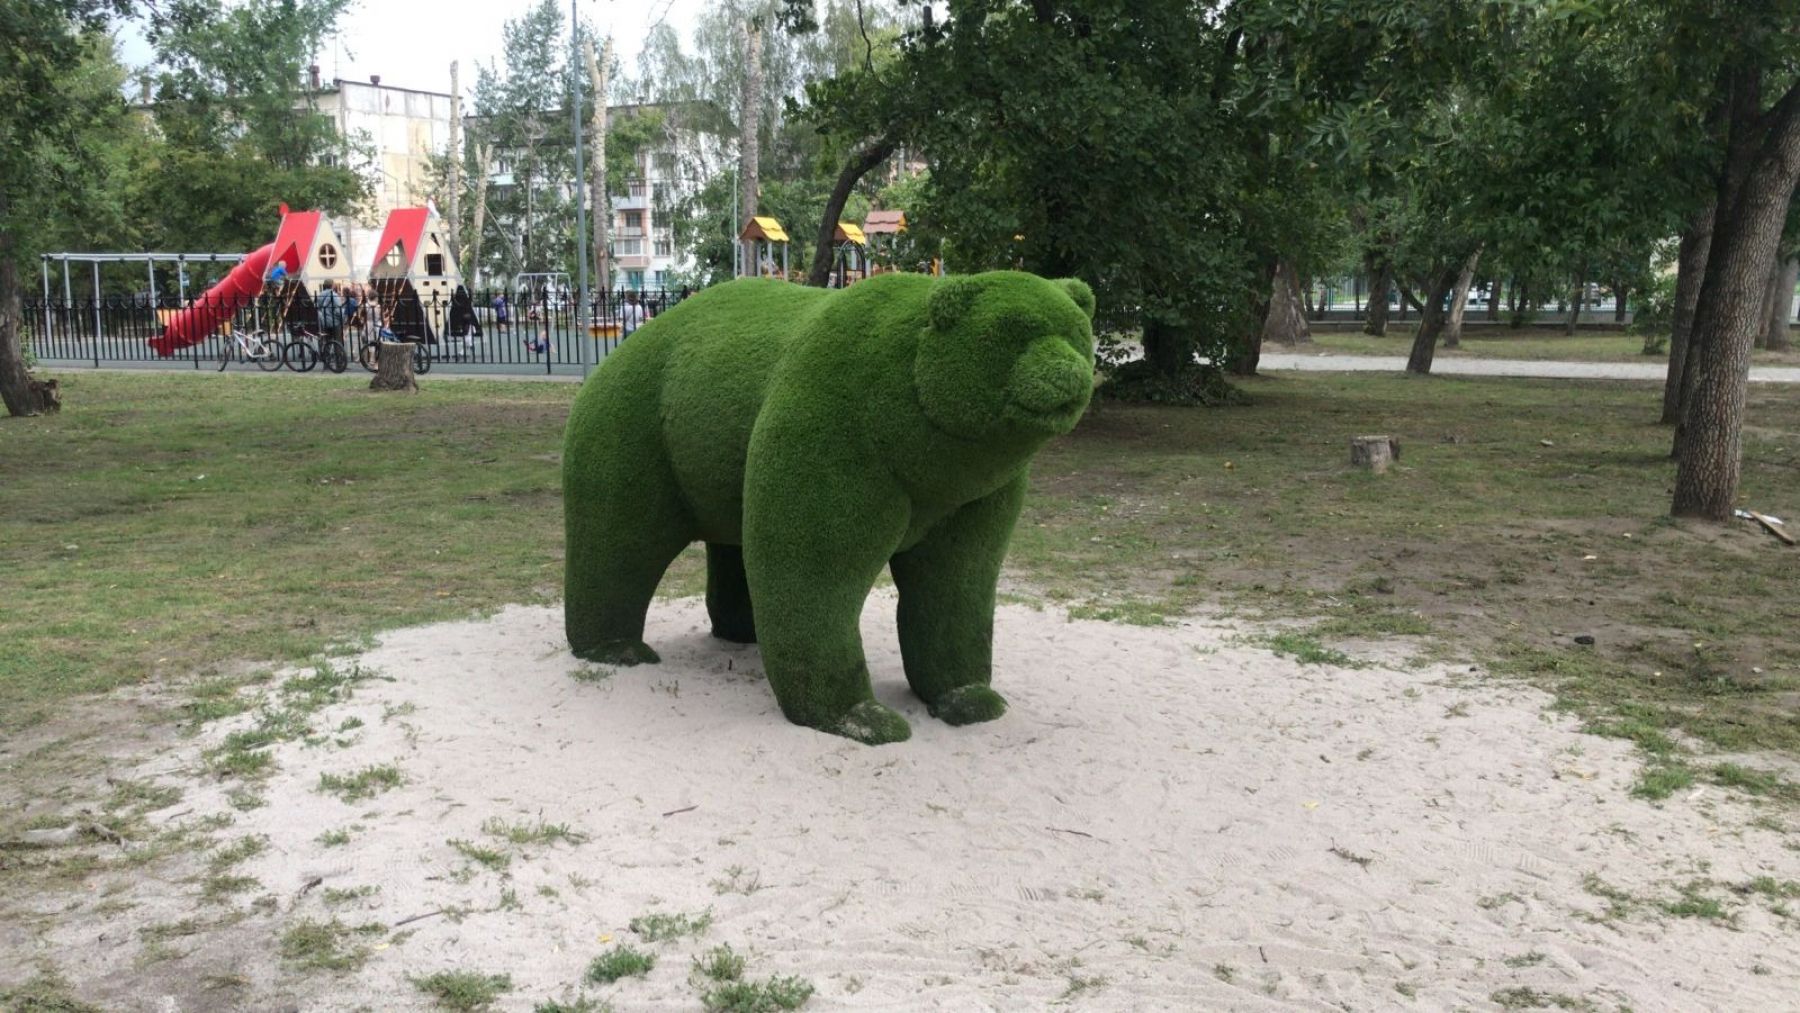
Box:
[1767,254,1797,351]
[1,201,56,416]
[1141,316,1192,376]
[1661,200,1715,424]
[369,341,419,393]
[584,37,613,292]
[447,61,462,266]
[1444,247,1482,348]
[1230,258,1279,375]
[1404,261,1462,375]
[738,17,763,227]
[1564,278,1586,335]
[1672,81,1800,520]
[1613,279,1628,323]
[807,135,898,287]
[468,143,493,284]
[1260,258,1311,346]
[1485,277,1501,321]
[1363,256,1391,336]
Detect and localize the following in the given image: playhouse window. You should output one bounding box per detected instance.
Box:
[425,253,445,275]
[384,247,403,268]
[318,244,339,268]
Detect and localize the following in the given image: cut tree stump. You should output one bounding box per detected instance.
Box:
[369,341,418,393]
[1349,435,1401,473]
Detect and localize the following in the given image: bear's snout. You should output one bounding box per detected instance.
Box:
[1008,337,1093,422]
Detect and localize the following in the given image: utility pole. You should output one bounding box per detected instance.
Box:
[447,61,463,272]
[569,0,592,377]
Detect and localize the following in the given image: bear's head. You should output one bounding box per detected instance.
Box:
[914,272,1096,441]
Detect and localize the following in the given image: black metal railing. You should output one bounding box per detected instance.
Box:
[23,286,693,375]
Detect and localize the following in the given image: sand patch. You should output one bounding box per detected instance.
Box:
[16,596,1800,1011]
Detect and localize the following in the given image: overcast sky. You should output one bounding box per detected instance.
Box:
[117,0,710,98]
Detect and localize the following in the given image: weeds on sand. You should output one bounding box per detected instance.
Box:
[317,764,404,802]
[586,945,656,984]
[412,970,514,1011]
[630,909,714,943]
[701,975,815,1012]
[279,918,384,972]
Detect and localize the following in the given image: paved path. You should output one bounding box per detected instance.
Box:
[1259,353,1800,383]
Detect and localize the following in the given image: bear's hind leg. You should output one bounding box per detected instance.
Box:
[705,543,757,644]
[565,465,694,666]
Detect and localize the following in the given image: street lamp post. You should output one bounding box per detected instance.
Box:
[570,0,593,379]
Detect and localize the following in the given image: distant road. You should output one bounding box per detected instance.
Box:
[1258,353,1800,384]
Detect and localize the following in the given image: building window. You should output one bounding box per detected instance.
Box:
[626,270,644,290]
[425,253,444,276]
[654,235,673,257]
[622,210,643,231]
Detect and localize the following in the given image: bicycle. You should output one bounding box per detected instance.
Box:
[290,325,347,374]
[218,329,287,372]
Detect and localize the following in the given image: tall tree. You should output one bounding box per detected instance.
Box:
[2,2,139,416]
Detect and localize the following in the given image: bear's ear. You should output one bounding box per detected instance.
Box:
[928,276,980,331]
[1056,278,1096,320]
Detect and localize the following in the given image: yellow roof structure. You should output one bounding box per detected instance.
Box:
[833,222,867,245]
[738,216,789,243]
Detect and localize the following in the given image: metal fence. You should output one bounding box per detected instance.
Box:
[23,286,693,376]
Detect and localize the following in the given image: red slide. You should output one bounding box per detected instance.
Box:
[150,243,275,356]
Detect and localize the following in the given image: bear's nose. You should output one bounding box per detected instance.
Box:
[1010,338,1092,416]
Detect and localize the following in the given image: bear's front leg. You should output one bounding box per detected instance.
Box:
[743,446,912,745]
[888,475,1026,727]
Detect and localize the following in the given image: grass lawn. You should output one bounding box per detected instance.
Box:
[4,369,1798,770]
[1302,324,1800,365]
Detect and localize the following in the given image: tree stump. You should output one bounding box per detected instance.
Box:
[369,341,418,393]
[1349,435,1400,473]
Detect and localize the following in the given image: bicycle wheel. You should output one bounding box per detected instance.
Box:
[320,339,348,374]
[218,336,234,372]
[284,341,318,373]
[412,343,432,375]
[255,335,284,371]
[357,340,379,372]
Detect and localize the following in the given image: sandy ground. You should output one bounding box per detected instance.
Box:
[11,596,1800,1012]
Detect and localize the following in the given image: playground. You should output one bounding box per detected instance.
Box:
[3,370,1798,1010]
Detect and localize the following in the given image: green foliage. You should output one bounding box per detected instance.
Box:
[627,909,714,943]
[692,944,748,983]
[411,970,515,1011]
[700,975,815,1013]
[586,945,656,983]
[564,272,1092,743]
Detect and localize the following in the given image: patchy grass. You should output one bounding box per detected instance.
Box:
[585,945,656,984]
[317,764,404,802]
[709,865,764,896]
[0,970,104,1012]
[1259,632,1360,668]
[691,944,748,983]
[278,917,383,972]
[700,975,815,1012]
[411,970,514,1011]
[448,839,512,872]
[629,909,714,943]
[480,816,589,847]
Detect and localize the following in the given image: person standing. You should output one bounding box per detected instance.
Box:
[620,290,646,338]
[315,280,345,342]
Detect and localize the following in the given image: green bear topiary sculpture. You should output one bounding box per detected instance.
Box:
[563,270,1096,744]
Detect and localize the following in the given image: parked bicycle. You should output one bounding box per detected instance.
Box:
[217,329,288,372]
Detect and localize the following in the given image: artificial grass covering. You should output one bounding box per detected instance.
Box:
[563,271,1096,743]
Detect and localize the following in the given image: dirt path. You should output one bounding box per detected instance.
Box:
[6,597,1796,1011]
[1259,353,1800,383]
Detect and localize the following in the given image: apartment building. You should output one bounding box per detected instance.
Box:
[311,71,457,275]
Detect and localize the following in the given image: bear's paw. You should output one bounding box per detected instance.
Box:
[573,639,661,666]
[928,685,1009,727]
[825,700,913,745]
